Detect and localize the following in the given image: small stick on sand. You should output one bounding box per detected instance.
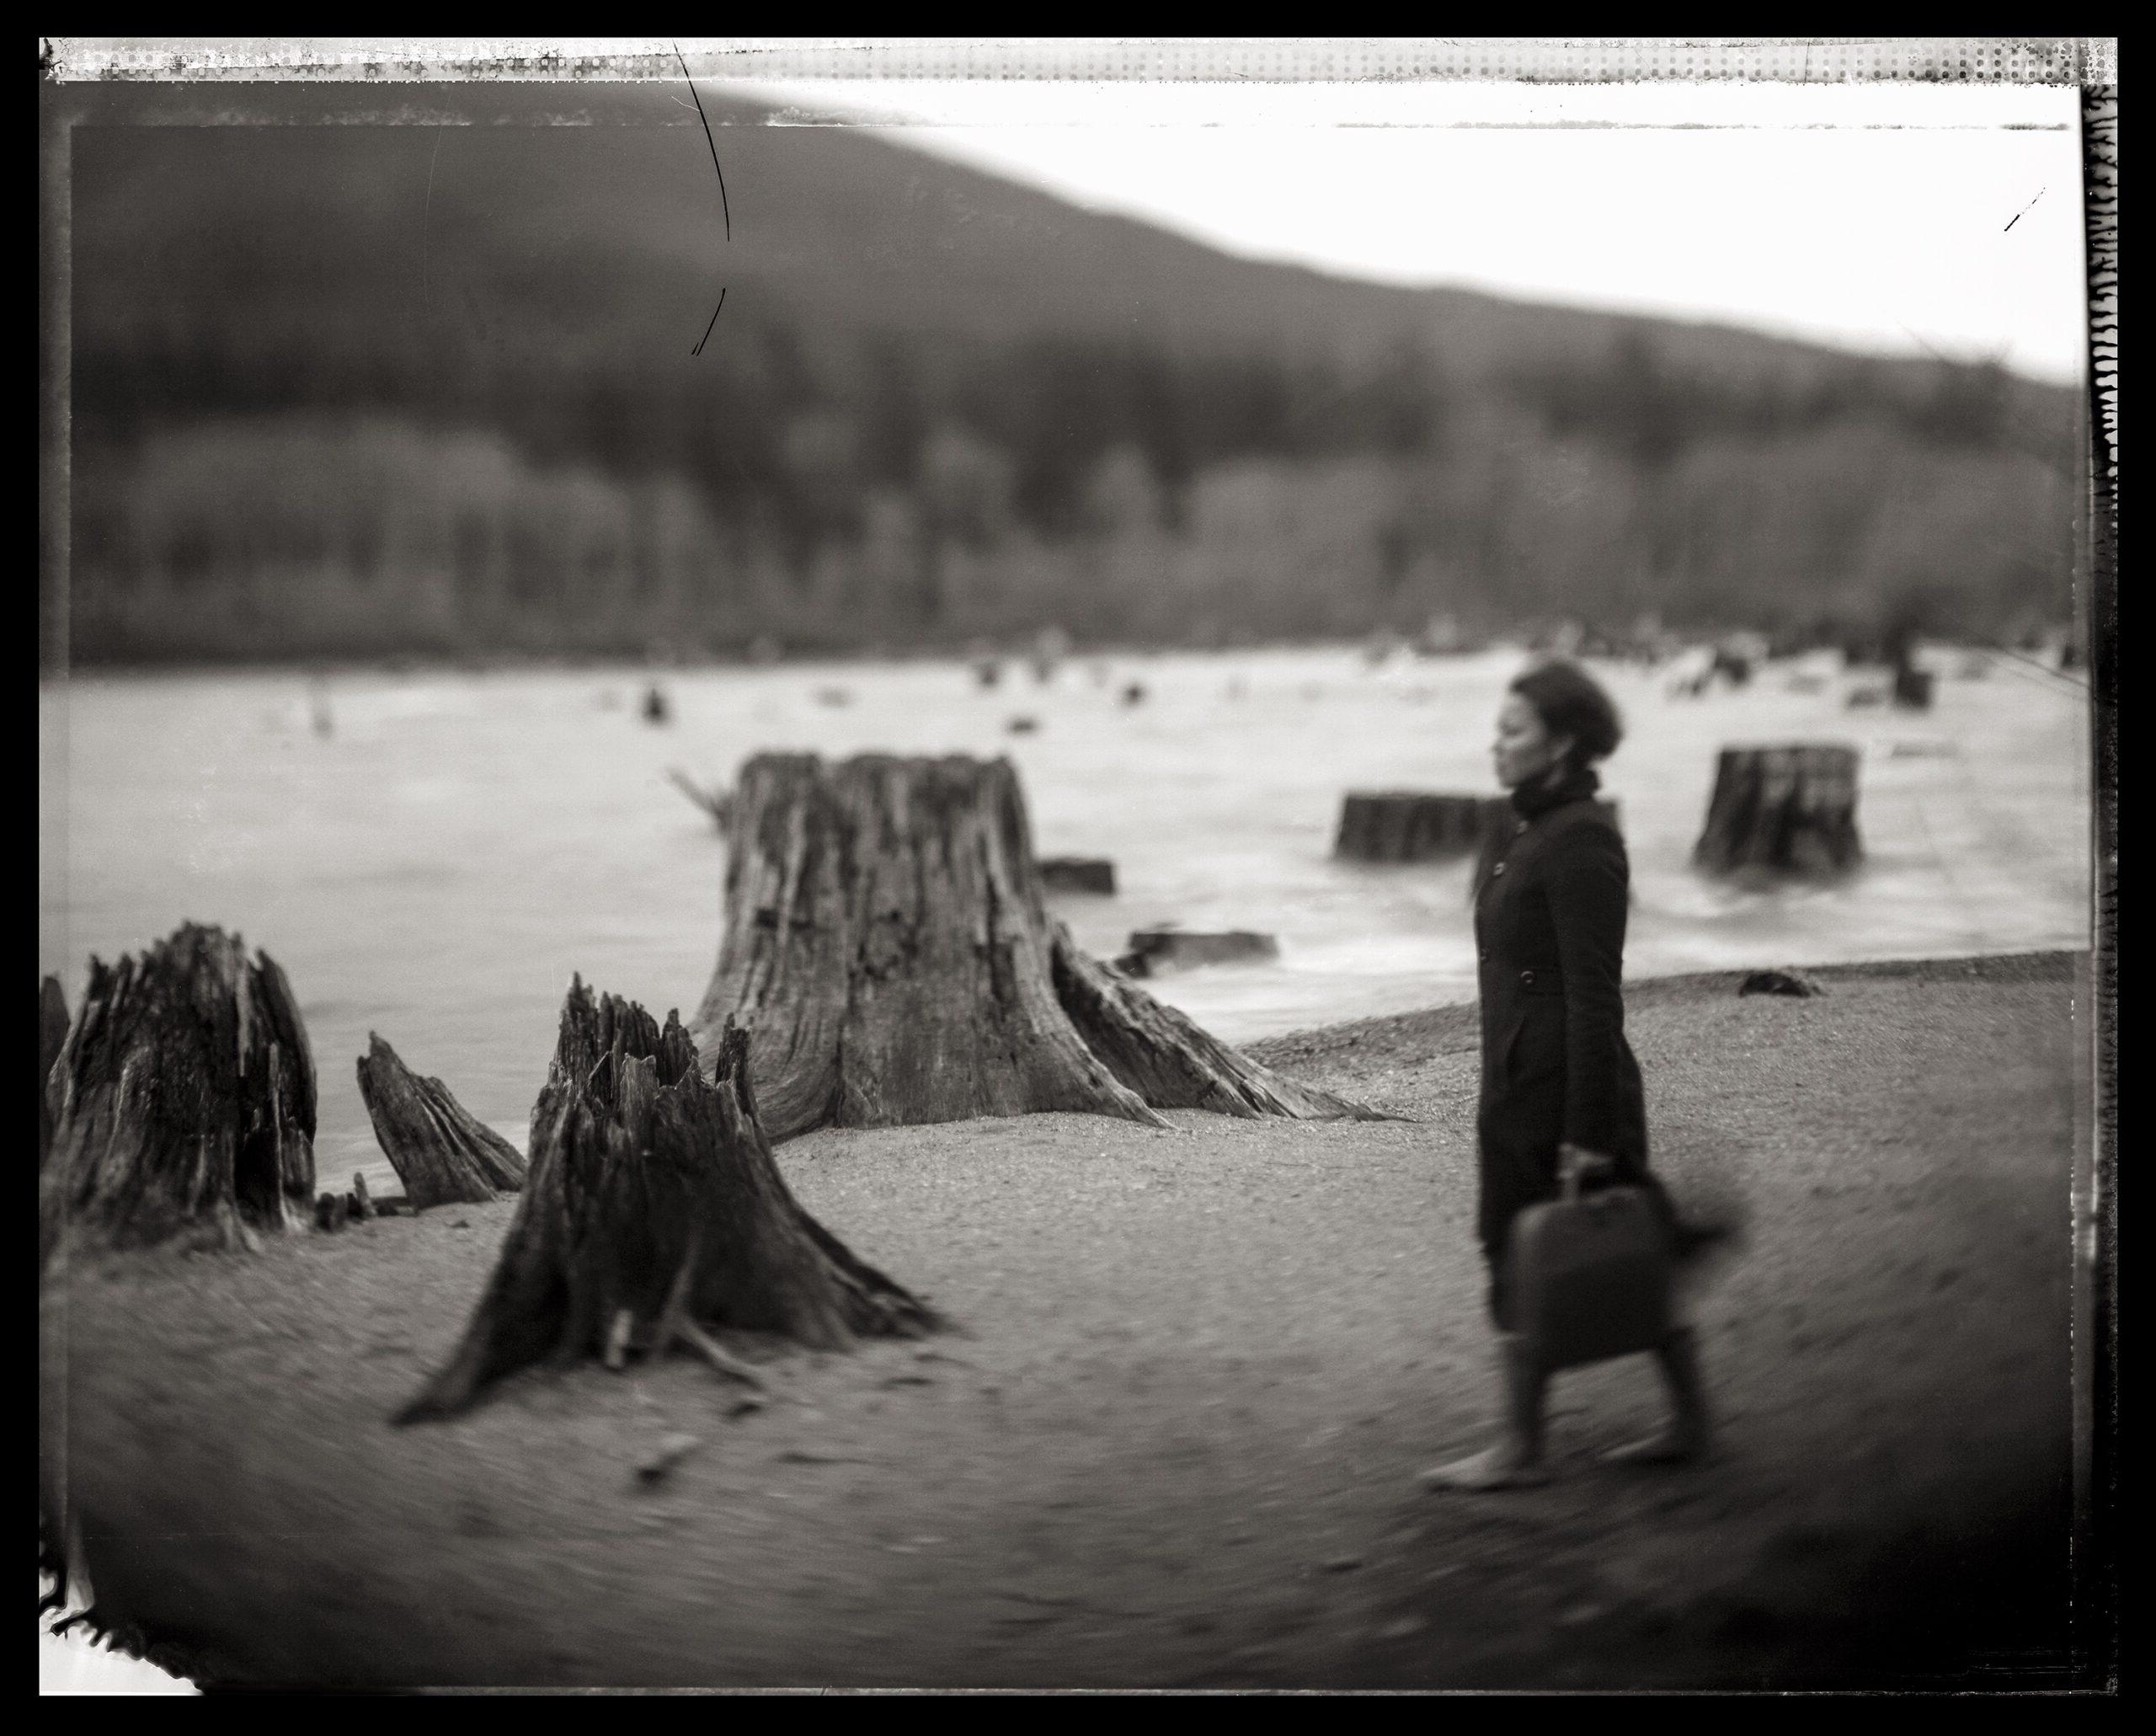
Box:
[672,1320,766,1390]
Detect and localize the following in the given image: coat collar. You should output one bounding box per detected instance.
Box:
[1508,763,1602,823]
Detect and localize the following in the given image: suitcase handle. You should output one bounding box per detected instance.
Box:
[1558,1146,1614,1203]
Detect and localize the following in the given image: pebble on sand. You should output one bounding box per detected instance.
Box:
[1738,969,1827,997]
[635,1433,703,1486]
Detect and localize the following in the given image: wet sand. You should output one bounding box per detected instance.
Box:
[40,953,2087,1690]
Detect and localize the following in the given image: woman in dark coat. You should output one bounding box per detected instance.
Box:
[1422,660,1711,1491]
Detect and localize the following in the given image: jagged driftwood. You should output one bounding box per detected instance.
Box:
[398,984,936,1424]
[355,1034,526,1209]
[39,975,68,1171]
[1693,745,1863,877]
[1052,936,1373,1120]
[40,924,316,1266]
[666,767,733,832]
[1334,792,1503,863]
[691,753,1380,1140]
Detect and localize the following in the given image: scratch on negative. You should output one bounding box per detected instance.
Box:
[422,126,445,310]
[673,43,732,355]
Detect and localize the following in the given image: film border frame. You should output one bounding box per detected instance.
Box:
[37,35,2119,1696]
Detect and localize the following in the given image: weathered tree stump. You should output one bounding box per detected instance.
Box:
[691,753,1379,1140]
[397,984,937,1424]
[40,924,316,1265]
[1118,929,1279,975]
[39,976,68,1171]
[1038,857,1118,895]
[1693,745,1863,877]
[1335,792,1504,863]
[642,685,670,724]
[356,1034,526,1209]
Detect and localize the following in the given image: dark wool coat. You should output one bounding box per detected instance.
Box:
[1470,780,1652,1269]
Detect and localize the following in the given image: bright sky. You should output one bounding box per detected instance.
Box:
[745,78,2089,384]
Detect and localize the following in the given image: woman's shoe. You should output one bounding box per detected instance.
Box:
[1422,1332,1549,1491]
[1419,1440,1550,1491]
[1602,1325,1711,1466]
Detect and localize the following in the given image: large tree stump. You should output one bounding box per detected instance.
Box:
[397,983,936,1424]
[1693,745,1863,877]
[40,924,316,1266]
[1334,792,1504,863]
[355,1034,526,1210]
[39,976,68,1171]
[691,753,1379,1140]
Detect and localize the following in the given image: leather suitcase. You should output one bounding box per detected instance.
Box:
[1507,1171,1673,1370]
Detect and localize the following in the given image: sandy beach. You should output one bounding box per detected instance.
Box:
[40,951,2087,1691]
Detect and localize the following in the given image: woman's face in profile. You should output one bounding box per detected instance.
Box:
[1492,692,1564,790]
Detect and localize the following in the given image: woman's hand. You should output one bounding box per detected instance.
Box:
[1559,1143,1616,1188]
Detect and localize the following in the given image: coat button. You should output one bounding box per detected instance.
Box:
[1520,969,1535,986]
[1492,862,1506,877]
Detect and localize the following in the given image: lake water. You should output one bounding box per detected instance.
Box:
[38,645,2089,1190]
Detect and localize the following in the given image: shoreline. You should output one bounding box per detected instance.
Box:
[1245,948,2083,1072]
[41,948,2089,1690]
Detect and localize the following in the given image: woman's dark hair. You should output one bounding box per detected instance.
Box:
[1510,659,1625,766]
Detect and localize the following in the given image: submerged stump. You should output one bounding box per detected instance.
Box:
[1335,792,1502,863]
[1693,745,1863,877]
[1892,665,1937,710]
[398,984,936,1424]
[41,924,316,1267]
[1118,929,1279,974]
[692,753,1379,1140]
[355,1034,526,1210]
[1038,856,1117,895]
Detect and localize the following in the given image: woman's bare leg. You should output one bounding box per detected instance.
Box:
[1422,1332,1550,1491]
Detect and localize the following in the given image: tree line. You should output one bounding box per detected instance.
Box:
[66,317,2079,665]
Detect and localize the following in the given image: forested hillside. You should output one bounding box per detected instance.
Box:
[62,82,2080,664]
